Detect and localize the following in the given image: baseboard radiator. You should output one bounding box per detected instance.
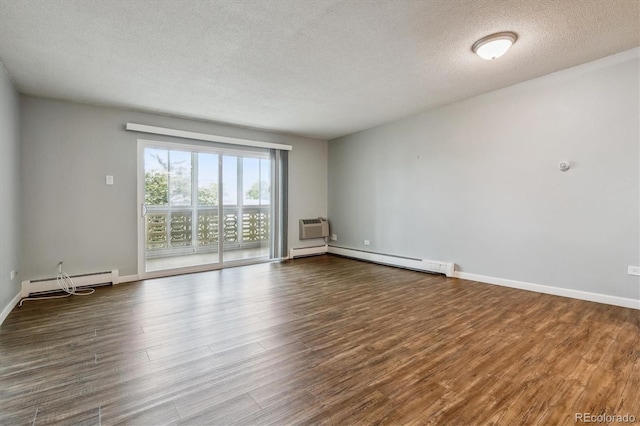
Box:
[289,245,328,259]
[21,270,119,298]
[328,246,455,277]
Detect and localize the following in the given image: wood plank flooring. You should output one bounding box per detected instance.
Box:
[0,255,638,425]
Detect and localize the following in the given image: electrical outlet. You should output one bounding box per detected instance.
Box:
[331,234,337,241]
[364,240,370,246]
[628,266,640,276]
[106,175,114,185]
[10,270,16,280]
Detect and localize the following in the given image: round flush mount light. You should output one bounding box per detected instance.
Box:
[472,32,517,60]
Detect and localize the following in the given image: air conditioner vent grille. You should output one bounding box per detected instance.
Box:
[299,218,329,239]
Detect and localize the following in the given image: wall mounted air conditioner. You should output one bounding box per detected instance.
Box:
[299,218,329,239]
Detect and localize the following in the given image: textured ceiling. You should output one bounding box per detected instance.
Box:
[0,0,638,140]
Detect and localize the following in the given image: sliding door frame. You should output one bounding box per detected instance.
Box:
[136,138,275,280]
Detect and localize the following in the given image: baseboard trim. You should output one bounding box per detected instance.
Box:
[117,274,140,284]
[454,271,640,310]
[0,291,22,327]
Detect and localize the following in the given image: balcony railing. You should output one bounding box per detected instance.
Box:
[145,205,270,258]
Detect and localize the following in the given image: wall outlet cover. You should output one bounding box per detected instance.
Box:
[628,265,640,276]
[331,234,337,241]
[364,240,370,246]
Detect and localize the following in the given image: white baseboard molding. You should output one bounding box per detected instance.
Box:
[0,291,22,327]
[454,271,640,310]
[328,246,455,277]
[117,274,140,284]
[289,245,328,259]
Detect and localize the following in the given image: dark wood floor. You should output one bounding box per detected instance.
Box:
[0,255,638,425]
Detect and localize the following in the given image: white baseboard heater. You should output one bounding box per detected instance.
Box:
[21,270,119,298]
[328,246,455,277]
[289,245,328,259]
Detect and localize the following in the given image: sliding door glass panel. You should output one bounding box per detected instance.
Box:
[222,156,237,206]
[221,155,270,262]
[221,156,239,257]
[168,150,192,250]
[168,150,192,207]
[241,157,270,259]
[196,153,220,258]
[260,158,271,205]
[143,148,220,273]
[242,157,259,206]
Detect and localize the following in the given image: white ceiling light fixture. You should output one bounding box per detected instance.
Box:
[472,32,518,60]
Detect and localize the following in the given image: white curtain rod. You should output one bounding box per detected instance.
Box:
[126,123,293,151]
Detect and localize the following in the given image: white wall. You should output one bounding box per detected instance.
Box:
[20,97,327,280]
[0,63,21,315]
[329,49,640,302]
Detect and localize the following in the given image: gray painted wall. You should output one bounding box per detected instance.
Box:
[329,49,640,301]
[0,64,21,310]
[20,97,327,280]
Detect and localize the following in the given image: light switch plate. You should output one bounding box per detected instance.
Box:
[106,175,114,185]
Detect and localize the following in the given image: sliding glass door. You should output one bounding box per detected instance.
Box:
[221,155,271,262]
[138,140,279,276]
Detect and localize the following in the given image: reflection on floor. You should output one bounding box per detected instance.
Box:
[146,247,270,272]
